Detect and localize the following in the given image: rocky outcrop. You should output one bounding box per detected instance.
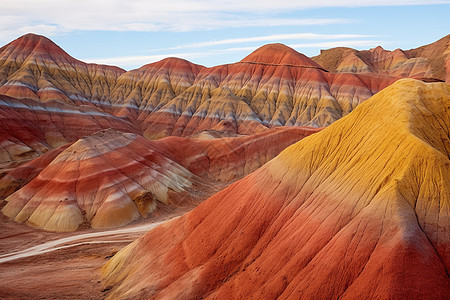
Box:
[140,44,396,137]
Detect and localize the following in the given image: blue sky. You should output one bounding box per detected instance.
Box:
[1,0,449,70]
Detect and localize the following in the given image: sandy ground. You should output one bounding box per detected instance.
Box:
[0,242,123,299]
[0,209,187,299]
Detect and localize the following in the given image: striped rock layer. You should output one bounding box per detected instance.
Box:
[1,126,317,231]
[313,34,450,82]
[1,129,199,231]
[0,33,406,154]
[102,79,450,299]
[0,94,138,164]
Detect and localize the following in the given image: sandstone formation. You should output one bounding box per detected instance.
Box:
[1,129,202,231]
[313,34,450,82]
[2,33,448,150]
[102,79,450,299]
[1,126,318,231]
[0,33,124,106]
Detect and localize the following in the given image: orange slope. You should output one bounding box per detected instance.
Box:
[103,79,450,299]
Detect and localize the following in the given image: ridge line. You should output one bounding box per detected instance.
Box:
[237,61,328,72]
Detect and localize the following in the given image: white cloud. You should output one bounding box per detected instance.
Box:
[170,33,372,49]
[219,40,387,53]
[83,39,386,69]
[0,0,448,42]
[289,40,387,49]
[84,52,214,68]
[1,0,445,69]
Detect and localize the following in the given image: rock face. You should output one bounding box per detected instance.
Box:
[313,34,450,82]
[102,79,450,299]
[0,144,71,198]
[1,126,318,231]
[0,34,402,148]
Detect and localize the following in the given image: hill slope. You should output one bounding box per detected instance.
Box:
[102,79,450,299]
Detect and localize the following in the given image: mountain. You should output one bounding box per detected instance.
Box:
[0,33,125,105]
[2,34,448,150]
[124,44,396,137]
[102,79,450,299]
[0,34,403,148]
[313,34,450,82]
[1,34,449,233]
[1,126,317,231]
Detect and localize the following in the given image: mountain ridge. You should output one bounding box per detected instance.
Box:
[0,33,447,164]
[313,34,450,82]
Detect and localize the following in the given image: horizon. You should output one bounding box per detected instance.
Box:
[2,1,449,70]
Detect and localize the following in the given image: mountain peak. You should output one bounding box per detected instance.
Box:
[140,57,205,73]
[15,33,52,43]
[3,33,68,56]
[241,43,323,68]
[370,45,386,53]
[9,33,66,54]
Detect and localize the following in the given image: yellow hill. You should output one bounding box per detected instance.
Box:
[102,79,449,299]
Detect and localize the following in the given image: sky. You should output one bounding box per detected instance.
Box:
[1,0,449,70]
